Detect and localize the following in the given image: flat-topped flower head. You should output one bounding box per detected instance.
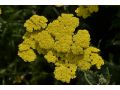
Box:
[44,51,58,63]
[35,30,55,49]
[18,43,30,51]
[87,5,99,13]
[18,13,104,83]
[18,49,36,62]
[46,14,79,40]
[54,64,77,83]
[24,15,48,32]
[75,5,99,19]
[54,35,73,53]
[58,14,79,28]
[73,30,90,48]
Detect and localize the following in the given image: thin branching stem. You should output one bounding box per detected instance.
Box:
[84,71,93,85]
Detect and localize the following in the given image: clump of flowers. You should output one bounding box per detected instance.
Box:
[75,5,99,19]
[18,14,104,83]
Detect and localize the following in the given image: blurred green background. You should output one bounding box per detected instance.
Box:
[0,5,120,85]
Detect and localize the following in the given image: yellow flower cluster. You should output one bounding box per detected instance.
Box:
[18,13,104,83]
[44,51,58,63]
[18,15,48,62]
[78,47,104,71]
[18,49,36,62]
[54,64,77,83]
[75,5,99,19]
[18,38,37,62]
[24,15,48,32]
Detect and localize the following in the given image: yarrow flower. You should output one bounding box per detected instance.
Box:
[75,5,99,19]
[24,15,48,32]
[44,51,58,63]
[54,64,77,83]
[18,13,104,83]
[18,49,36,62]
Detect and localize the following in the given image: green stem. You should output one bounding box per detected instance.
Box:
[84,71,93,85]
[52,7,60,15]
